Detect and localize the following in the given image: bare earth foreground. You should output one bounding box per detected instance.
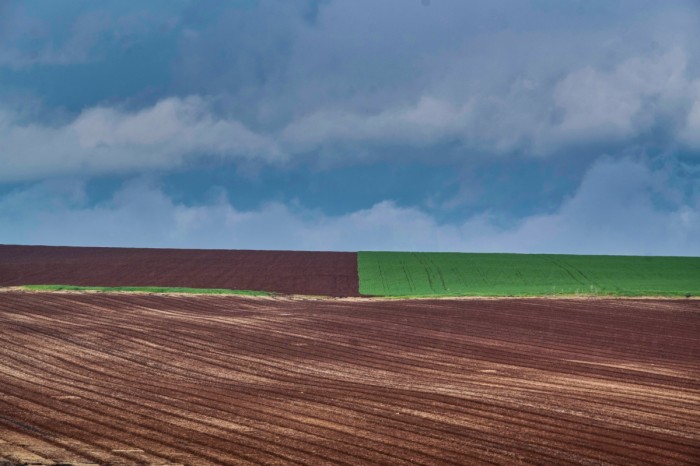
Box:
[0,292,698,465]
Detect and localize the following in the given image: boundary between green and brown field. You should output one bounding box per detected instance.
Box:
[5,285,699,301]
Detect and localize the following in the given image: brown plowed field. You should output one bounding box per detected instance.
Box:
[0,245,359,297]
[0,292,699,465]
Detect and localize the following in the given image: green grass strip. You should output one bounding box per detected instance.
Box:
[358,251,700,298]
[23,284,274,296]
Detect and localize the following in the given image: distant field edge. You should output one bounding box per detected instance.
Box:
[359,291,697,298]
[21,284,275,296]
[357,251,700,298]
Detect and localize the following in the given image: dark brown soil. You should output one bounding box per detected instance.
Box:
[0,245,359,297]
[0,292,698,465]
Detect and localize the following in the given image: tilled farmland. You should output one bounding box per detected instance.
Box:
[0,292,698,465]
[0,245,359,297]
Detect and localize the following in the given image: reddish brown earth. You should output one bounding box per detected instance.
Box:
[0,245,359,297]
[0,292,699,465]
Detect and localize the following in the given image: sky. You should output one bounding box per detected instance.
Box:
[1,0,699,255]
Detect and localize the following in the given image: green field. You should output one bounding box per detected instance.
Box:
[23,285,273,296]
[358,252,700,297]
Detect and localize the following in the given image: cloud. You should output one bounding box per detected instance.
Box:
[279,47,700,157]
[281,96,473,150]
[465,157,700,255]
[544,48,695,151]
[166,1,700,166]
[4,42,698,184]
[0,96,281,182]
[2,0,700,183]
[680,81,700,148]
[1,157,698,255]
[0,1,182,69]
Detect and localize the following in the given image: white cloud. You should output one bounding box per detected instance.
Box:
[543,48,694,151]
[279,48,700,157]
[680,80,700,148]
[0,97,282,182]
[281,96,474,150]
[1,157,698,255]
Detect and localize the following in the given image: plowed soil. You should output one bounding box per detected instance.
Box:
[0,292,699,465]
[0,245,359,297]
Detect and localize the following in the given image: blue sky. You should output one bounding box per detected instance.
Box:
[1,0,699,254]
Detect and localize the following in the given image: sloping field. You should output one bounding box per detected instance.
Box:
[359,251,700,297]
[0,292,698,465]
[0,245,359,297]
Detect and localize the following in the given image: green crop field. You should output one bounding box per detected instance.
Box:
[357,252,700,297]
[23,285,273,296]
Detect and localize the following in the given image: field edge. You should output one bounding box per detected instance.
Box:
[20,284,275,297]
[5,286,699,301]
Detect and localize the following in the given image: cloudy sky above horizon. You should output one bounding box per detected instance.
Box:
[1,0,700,255]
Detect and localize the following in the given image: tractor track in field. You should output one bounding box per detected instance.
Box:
[0,292,699,465]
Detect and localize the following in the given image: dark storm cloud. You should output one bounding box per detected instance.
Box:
[171,0,700,160]
[3,0,700,181]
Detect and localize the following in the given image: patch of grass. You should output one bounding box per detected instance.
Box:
[358,252,700,297]
[23,284,274,296]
